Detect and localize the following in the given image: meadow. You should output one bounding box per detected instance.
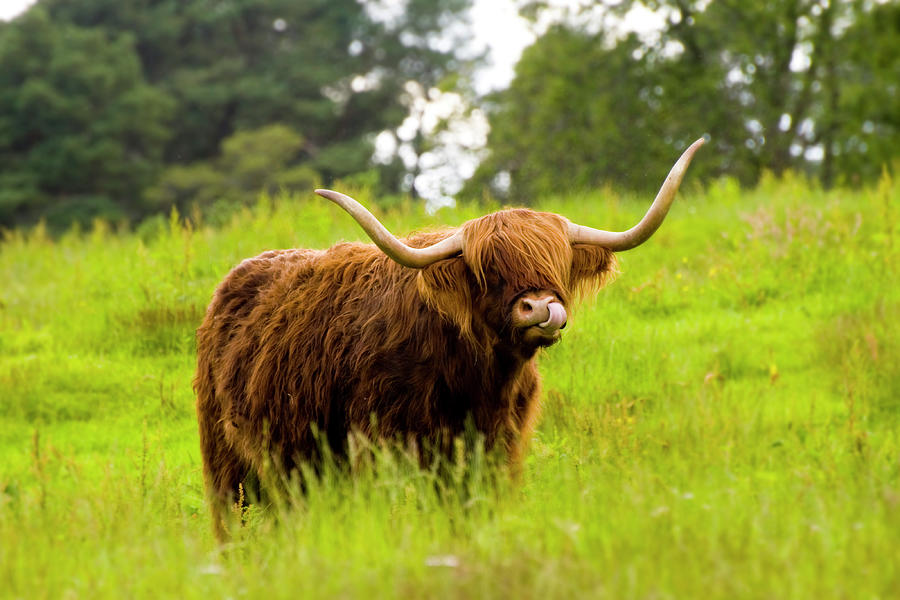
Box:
[1,172,898,598]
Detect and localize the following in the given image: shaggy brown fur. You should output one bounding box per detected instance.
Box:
[195,209,616,535]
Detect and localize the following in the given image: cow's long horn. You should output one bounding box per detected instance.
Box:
[315,189,463,268]
[567,137,706,251]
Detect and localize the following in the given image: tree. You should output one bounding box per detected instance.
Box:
[828,1,900,185]
[144,123,319,218]
[465,24,717,202]
[42,0,474,190]
[469,0,900,200]
[0,9,174,229]
[632,0,900,186]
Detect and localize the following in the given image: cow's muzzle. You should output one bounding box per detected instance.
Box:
[512,293,568,341]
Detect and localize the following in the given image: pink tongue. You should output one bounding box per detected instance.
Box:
[539,302,567,330]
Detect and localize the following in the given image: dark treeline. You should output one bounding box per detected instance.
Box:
[0,0,472,228]
[0,0,898,229]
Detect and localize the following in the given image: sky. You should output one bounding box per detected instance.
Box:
[469,0,535,93]
[0,0,34,21]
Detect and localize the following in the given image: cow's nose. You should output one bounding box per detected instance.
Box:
[512,294,567,331]
[519,297,538,315]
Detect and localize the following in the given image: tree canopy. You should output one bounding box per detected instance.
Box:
[468,0,900,201]
[0,0,472,229]
[0,9,173,227]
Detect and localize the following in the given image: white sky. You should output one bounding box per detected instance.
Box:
[469,0,535,93]
[0,0,35,21]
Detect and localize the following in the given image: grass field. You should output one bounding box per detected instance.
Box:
[1,171,898,598]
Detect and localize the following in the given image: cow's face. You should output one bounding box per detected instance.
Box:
[462,209,570,353]
[419,210,617,355]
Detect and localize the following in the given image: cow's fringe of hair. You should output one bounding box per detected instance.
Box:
[463,210,573,303]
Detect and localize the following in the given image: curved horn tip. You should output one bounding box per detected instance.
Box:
[686,136,707,154]
[688,136,709,153]
[666,137,706,179]
[315,188,360,208]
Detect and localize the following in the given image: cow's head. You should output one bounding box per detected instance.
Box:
[316,138,705,355]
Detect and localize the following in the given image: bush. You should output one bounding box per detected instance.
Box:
[144,124,321,221]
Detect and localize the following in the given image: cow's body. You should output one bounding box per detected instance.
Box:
[195,214,613,533]
[195,139,705,537]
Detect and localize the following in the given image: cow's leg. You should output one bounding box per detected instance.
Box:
[507,365,543,477]
[198,413,250,541]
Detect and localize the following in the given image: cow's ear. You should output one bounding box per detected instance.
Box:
[570,244,618,298]
[417,257,475,341]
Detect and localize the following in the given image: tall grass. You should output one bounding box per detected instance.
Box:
[1,173,898,598]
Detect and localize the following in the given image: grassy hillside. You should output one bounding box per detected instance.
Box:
[1,173,898,598]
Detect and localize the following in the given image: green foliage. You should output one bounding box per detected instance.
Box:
[465,27,684,202]
[145,124,320,220]
[1,176,899,597]
[41,0,473,203]
[470,1,900,200]
[831,1,900,184]
[0,9,174,229]
[0,0,474,229]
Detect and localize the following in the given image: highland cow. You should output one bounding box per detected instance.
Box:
[195,139,705,535]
